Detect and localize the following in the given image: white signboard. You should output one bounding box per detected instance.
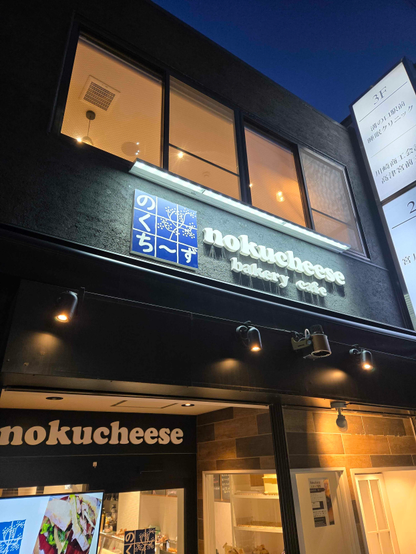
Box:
[383,188,416,323]
[352,62,416,202]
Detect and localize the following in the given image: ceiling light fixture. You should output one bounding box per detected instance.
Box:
[236,322,262,352]
[178,151,184,158]
[46,396,64,401]
[349,345,374,370]
[330,400,348,429]
[54,291,78,323]
[291,324,331,359]
[78,110,96,146]
[181,403,194,407]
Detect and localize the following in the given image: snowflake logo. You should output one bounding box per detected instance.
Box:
[0,520,25,554]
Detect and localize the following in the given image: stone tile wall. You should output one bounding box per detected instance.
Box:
[196,407,274,554]
[284,408,416,553]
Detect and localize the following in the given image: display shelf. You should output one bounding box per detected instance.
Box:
[234,524,283,533]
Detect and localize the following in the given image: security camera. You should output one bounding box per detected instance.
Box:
[291,324,331,359]
[331,401,348,429]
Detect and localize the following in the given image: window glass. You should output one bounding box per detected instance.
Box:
[169,78,240,197]
[245,128,306,226]
[300,149,364,252]
[62,38,163,166]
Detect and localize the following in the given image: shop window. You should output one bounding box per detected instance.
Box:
[245,127,307,227]
[300,149,364,253]
[100,488,184,554]
[61,37,163,166]
[169,78,240,198]
[203,471,283,554]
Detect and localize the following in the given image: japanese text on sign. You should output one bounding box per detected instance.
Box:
[352,62,416,202]
[131,190,198,269]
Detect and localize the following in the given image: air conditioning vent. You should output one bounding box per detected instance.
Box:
[80,76,120,112]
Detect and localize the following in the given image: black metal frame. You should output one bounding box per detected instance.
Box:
[50,14,370,262]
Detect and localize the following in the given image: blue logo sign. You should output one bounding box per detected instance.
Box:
[124,528,155,554]
[131,190,198,269]
[0,520,25,553]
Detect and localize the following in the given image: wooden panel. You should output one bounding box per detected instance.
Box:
[197,424,215,443]
[370,454,414,467]
[215,415,258,440]
[235,434,274,458]
[283,409,315,433]
[343,435,389,455]
[318,454,372,468]
[216,457,261,470]
[387,435,416,454]
[362,416,406,436]
[287,432,344,455]
[197,438,236,460]
[197,407,234,426]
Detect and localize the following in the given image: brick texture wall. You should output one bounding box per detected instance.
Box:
[196,407,275,554]
[284,408,416,553]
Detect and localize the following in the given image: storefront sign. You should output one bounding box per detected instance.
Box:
[203,228,346,298]
[0,410,195,457]
[131,190,198,268]
[124,528,155,554]
[383,188,416,322]
[351,61,416,202]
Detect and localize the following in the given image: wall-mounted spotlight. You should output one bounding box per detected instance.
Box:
[291,324,331,359]
[349,345,373,370]
[330,400,348,429]
[236,322,262,352]
[54,291,78,323]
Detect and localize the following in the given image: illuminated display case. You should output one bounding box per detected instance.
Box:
[203,471,284,554]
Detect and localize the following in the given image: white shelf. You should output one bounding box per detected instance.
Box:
[234,525,283,534]
[232,492,279,500]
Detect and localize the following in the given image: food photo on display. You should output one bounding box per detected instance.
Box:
[33,494,101,554]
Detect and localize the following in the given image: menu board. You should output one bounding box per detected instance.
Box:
[0,492,103,554]
[221,475,231,502]
[351,61,416,202]
[383,188,416,324]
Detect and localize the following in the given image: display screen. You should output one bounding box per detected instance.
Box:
[0,491,103,554]
[351,61,416,202]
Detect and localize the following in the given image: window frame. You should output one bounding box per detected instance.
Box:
[53,22,368,258]
[298,146,367,256]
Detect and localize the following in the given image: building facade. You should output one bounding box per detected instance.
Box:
[1,2,416,554]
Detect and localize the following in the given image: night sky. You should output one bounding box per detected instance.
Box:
[152,0,416,122]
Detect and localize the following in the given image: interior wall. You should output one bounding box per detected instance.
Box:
[384,469,416,554]
[196,406,274,554]
[139,494,178,539]
[284,408,416,554]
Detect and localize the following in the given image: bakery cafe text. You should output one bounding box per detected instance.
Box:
[203,228,346,298]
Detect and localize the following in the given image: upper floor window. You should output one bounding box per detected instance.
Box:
[299,149,364,253]
[61,37,163,166]
[60,37,364,255]
[244,127,306,227]
[169,78,240,198]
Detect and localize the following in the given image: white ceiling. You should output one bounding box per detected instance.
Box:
[0,390,265,415]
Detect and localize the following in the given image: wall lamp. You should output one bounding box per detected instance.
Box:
[291,324,331,359]
[330,400,348,429]
[236,322,262,352]
[54,291,78,323]
[349,345,373,370]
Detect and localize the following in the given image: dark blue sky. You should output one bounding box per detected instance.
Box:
[152,0,416,122]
